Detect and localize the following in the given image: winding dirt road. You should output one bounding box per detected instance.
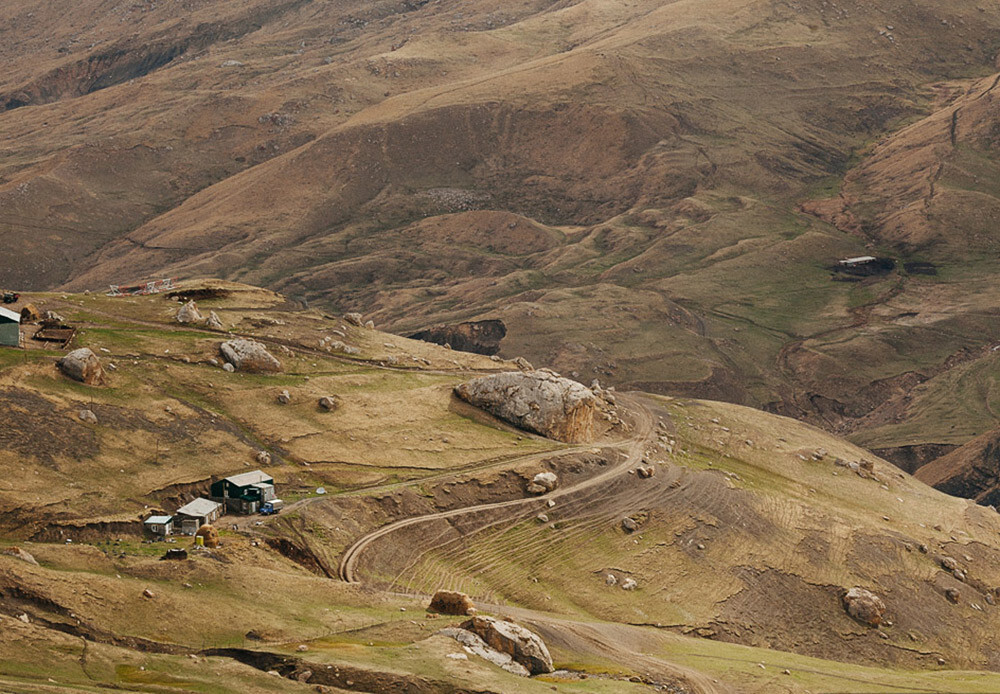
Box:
[337,394,656,583]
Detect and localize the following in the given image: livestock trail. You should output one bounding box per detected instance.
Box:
[337,393,657,584]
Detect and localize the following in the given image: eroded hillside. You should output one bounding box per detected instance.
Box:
[2,283,1000,692]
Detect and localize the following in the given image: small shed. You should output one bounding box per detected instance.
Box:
[0,307,20,348]
[174,498,223,535]
[211,470,275,514]
[144,515,173,537]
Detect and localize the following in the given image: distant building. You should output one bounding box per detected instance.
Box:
[144,515,174,537]
[0,307,20,347]
[838,255,878,267]
[211,470,276,514]
[174,498,223,534]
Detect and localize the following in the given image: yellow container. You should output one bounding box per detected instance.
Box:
[195,535,204,547]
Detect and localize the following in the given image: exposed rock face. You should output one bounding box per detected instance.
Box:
[176,300,203,323]
[442,627,529,677]
[461,615,554,675]
[842,587,886,627]
[429,590,476,616]
[454,371,597,443]
[57,348,105,385]
[220,339,281,373]
[408,319,507,356]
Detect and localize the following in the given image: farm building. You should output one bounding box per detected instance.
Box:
[0,307,20,347]
[144,515,173,537]
[211,470,276,514]
[174,498,223,534]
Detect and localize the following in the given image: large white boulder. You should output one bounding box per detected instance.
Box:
[454,371,597,443]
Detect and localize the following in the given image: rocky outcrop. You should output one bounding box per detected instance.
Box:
[176,300,203,323]
[429,590,476,616]
[454,371,596,443]
[408,319,507,356]
[220,339,281,373]
[57,348,105,385]
[842,587,886,627]
[206,311,225,330]
[461,615,554,675]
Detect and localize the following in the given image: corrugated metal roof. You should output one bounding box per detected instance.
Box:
[144,515,173,524]
[175,497,222,517]
[224,470,273,487]
[0,307,20,322]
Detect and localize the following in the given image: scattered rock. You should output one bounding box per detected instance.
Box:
[297,644,309,652]
[318,395,340,411]
[842,587,886,627]
[454,371,597,443]
[536,513,549,523]
[461,615,554,675]
[43,310,65,324]
[532,472,558,492]
[176,300,203,323]
[636,465,655,478]
[256,450,271,465]
[57,348,105,385]
[222,362,235,373]
[526,483,547,495]
[142,588,155,599]
[277,389,291,404]
[429,590,476,616]
[939,556,959,572]
[513,356,533,371]
[621,517,639,533]
[344,313,364,326]
[17,613,29,623]
[206,311,225,330]
[219,59,244,67]
[621,578,637,591]
[605,574,617,586]
[220,339,281,373]
[78,409,98,424]
[364,320,375,330]
[2,546,38,566]
[945,588,961,604]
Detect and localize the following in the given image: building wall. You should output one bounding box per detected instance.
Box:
[0,322,19,347]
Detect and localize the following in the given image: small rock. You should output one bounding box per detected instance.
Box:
[621,517,639,533]
[277,389,291,404]
[364,320,375,330]
[222,362,235,372]
[78,409,98,424]
[945,588,960,604]
[297,644,309,652]
[940,556,959,572]
[605,574,617,586]
[532,472,558,492]
[176,300,203,324]
[621,578,637,591]
[17,613,29,624]
[319,395,339,411]
[206,311,225,330]
[142,588,155,599]
[256,450,271,465]
[636,465,655,478]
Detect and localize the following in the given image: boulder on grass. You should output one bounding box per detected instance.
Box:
[57,348,105,385]
[2,546,38,566]
[461,615,554,675]
[429,590,476,616]
[219,339,281,373]
[176,300,203,324]
[454,371,597,443]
